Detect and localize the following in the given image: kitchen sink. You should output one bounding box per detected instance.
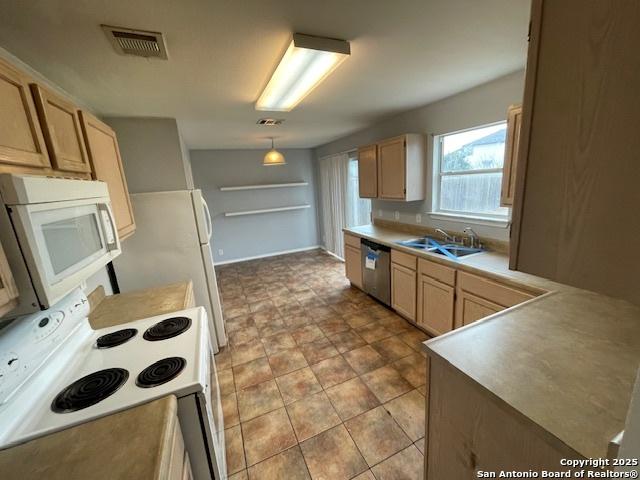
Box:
[396,237,484,259]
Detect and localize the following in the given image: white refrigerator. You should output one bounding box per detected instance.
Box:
[113,190,227,351]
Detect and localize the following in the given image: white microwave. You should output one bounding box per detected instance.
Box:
[0,174,121,319]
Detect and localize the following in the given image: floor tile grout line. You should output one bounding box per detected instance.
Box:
[216,250,429,478]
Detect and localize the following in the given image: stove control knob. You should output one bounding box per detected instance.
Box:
[32,311,64,341]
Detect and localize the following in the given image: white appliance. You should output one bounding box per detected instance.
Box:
[113,190,226,352]
[0,288,226,480]
[0,174,120,318]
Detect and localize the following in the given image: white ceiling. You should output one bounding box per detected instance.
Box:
[0,0,530,149]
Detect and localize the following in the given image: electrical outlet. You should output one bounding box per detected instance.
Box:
[394,211,400,220]
[415,213,422,224]
[378,209,383,218]
[218,249,224,256]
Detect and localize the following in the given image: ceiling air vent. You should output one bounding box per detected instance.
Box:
[102,25,168,59]
[257,118,285,126]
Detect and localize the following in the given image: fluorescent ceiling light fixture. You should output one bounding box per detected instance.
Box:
[256,33,350,112]
[263,138,286,166]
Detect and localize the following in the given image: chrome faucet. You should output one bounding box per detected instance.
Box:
[435,228,455,242]
[463,227,480,248]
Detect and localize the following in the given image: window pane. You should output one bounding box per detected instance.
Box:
[441,123,506,172]
[440,172,509,217]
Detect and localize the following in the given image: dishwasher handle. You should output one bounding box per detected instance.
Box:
[361,238,391,252]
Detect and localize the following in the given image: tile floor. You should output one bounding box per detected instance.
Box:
[214,249,430,480]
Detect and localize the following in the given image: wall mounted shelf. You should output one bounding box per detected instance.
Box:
[225,204,310,217]
[220,182,308,191]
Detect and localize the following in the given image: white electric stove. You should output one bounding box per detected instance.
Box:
[0,288,226,480]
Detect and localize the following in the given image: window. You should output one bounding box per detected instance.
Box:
[433,122,509,220]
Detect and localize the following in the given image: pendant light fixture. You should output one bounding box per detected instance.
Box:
[263,137,286,166]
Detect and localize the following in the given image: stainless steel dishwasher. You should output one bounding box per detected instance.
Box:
[360,238,391,306]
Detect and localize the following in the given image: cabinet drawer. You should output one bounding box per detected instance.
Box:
[344,233,361,249]
[457,271,534,308]
[391,249,417,270]
[418,258,456,287]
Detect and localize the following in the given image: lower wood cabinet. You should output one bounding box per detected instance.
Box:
[426,356,579,478]
[417,258,456,336]
[390,249,417,321]
[167,419,193,480]
[456,290,503,327]
[0,239,18,318]
[391,262,416,321]
[344,234,362,289]
[455,271,535,329]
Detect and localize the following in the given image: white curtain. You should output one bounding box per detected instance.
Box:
[319,152,371,259]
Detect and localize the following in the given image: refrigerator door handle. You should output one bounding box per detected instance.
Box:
[201,197,213,241]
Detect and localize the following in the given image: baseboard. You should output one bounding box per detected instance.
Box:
[214,245,322,265]
[320,246,345,262]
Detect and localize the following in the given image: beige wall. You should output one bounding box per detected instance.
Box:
[105,117,193,194]
[314,70,525,242]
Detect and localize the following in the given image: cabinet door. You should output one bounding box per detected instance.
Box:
[418,274,454,336]
[0,58,50,170]
[500,104,523,206]
[378,136,406,199]
[344,245,363,289]
[79,111,136,239]
[30,84,91,174]
[455,290,503,327]
[358,144,378,198]
[0,240,19,318]
[391,262,416,321]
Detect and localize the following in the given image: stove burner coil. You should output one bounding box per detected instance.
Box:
[136,357,186,388]
[143,317,191,341]
[51,368,129,413]
[96,328,138,349]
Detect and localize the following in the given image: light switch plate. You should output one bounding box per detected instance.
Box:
[394,211,400,220]
[218,249,224,256]
[415,213,422,223]
[378,209,383,217]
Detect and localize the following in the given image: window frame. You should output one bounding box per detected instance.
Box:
[431,121,510,222]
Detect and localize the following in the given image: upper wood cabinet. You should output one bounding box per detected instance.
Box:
[356,134,425,201]
[344,234,362,289]
[30,84,91,174]
[0,239,19,318]
[357,144,378,198]
[377,134,425,201]
[509,0,640,305]
[417,258,456,336]
[500,104,522,206]
[0,58,50,172]
[79,111,136,240]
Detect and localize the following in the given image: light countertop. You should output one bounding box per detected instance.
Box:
[88,281,195,329]
[0,396,178,480]
[345,223,640,460]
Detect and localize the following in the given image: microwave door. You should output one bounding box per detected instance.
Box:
[9,198,119,307]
